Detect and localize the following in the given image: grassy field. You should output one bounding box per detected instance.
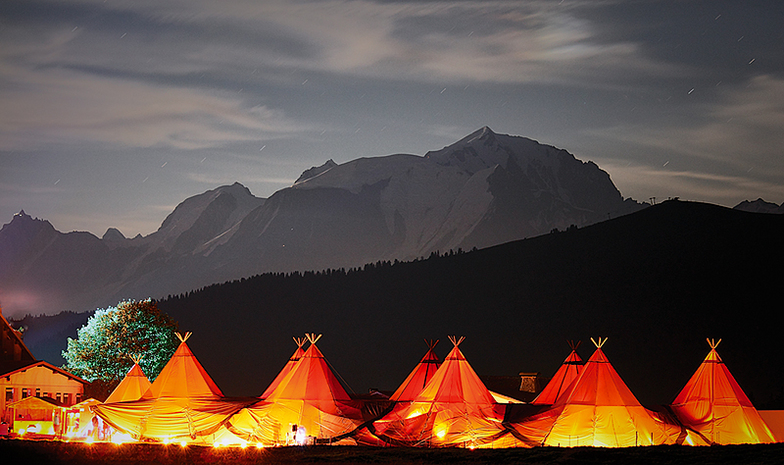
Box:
[2,440,784,464]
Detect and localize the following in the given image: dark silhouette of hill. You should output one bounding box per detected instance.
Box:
[156,199,783,408]
[9,311,90,363]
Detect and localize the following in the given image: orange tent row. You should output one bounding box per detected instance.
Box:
[91,332,778,448]
[93,332,257,443]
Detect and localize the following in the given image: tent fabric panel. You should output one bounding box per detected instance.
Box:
[543,404,679,447]
[673,403,776,444]
[390,348,440,402]
[93,397,253,440]
[671,347,776,444]
[232,399,362,444]
[266,344,352,404]
[235,341,363,445]
[414,346,496,406]
[758,410,784,442]
[143,341,223,400]
[372,402,506,447]
[106,363,152,404]
[509,344,682,448]
[226,402,281,444]
[372,343,506,447]
[555,349,641,408]
[532,354,582,405]
[260,346,305,399]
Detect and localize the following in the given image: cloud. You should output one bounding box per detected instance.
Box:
[264,0,679,87]
[589,75,784,177]
[0,65,311,151]
[603,161,784,207]
[590,75,784,205]
[24,0,677,88]
[0,0,686,154]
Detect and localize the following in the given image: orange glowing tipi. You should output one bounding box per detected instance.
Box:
[532,340,583,405]
[670,338,776,444]
[371,336,510,447]
[94,332,254,441]
[228,333,364,445]
[511,337,683,447]
[389,339,441,402]
[261,336,307,399]
[104,355,151,403]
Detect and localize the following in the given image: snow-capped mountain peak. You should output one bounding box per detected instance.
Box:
[0,128,645,318]
[146,182,265,253]
[425,126,572,176]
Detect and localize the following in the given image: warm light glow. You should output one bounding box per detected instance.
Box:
[240,441,248,449]
[295,426,307,445]
[18,428,26,435]
[435,429,447,439]
[180,441,188,447]
[112,432,134,444]
[86,436,94,444]
[255,443,263,449]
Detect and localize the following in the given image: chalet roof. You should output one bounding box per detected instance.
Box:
[1,310,35,364]
[0,359,88,385]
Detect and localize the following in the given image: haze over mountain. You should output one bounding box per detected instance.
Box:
[0,128,643,317]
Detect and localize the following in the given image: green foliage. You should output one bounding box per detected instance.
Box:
[62,299,178,385]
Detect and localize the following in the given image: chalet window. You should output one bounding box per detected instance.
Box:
[56,392,61,402]
[62,393,70,405]
[5,387,12,402]
[22,388,29,398]
[76,393,82,403]
[35,388,41,397]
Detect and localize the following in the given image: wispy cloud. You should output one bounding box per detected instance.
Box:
[603,161,783,207]
[585,74,784,205]
[588,75,784,177]
[0,66,310,151]
[266,1,679,87]
[0,0,685,154]
[22,0,678,87]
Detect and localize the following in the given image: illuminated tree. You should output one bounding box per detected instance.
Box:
[62,299,179,387]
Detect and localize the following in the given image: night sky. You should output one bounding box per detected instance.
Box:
[1,1,783,238]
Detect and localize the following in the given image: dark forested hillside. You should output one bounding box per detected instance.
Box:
[156,200,784,408]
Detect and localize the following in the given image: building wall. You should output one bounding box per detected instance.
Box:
[1,365,84,423]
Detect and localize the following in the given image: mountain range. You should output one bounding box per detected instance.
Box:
[0,127,645,317]
[12,199,782,409]
[733,198,784,214]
